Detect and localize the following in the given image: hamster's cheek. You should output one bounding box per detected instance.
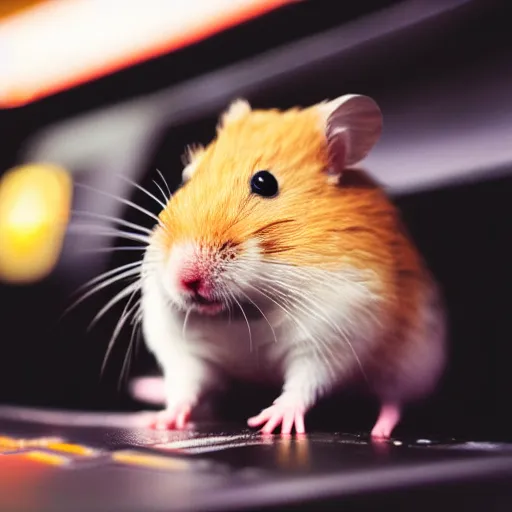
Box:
[147,249,181,309]
[160,258,182,303]
[227,240,263,293]
[229,264,277,309]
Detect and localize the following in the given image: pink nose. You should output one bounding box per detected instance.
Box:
[180,276,202,294]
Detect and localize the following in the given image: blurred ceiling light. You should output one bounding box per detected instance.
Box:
[0,163,72,284]
[0,0,295,108]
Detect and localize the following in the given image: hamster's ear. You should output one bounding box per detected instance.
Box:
[218,98,251,130]
[318,94,382,175]
[181,144,204,182]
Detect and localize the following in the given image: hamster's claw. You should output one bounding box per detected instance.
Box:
[247,402,306,435]
[145,403,193,430]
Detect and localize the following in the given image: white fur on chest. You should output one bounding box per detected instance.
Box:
[141,259,382,388]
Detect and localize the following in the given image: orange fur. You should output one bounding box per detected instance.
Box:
[159,105,428,371]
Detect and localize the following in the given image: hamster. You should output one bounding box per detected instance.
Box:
[140,94,446,438]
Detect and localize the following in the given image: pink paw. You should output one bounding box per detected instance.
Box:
[145,403,193,430]
[370,404,400,440]
[247,398,306,435]
[370,422,393,439]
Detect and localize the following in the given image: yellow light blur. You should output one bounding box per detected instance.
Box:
[23,450,70,466]
[0,163,72,284]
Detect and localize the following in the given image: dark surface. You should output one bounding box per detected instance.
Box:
[0,406,511,512]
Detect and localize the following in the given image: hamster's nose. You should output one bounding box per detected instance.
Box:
[179,270,213,300]
[181,276,202,294]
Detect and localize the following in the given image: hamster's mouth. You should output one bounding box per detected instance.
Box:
[189,295,225,316]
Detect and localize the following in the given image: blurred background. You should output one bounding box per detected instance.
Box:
[0,0,510,442]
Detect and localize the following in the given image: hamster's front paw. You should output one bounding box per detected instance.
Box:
[247,394,306,435]
[145,402,194,430]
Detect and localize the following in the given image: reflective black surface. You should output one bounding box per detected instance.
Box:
[0,406,511,512]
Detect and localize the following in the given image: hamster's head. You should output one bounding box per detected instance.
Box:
[147,94,383,315]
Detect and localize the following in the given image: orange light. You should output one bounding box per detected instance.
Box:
[0,0,295,108]
[0,163,72,284]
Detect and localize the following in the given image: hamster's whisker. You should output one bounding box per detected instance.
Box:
[123,283,141,318]
[242,281,316,347]
[71,211,153,235]
[234,286,278,345]
[248,281,337,375]
[229,292,253,352]
[88,281,141,331]
[250,271,309,296]
[77,246,147,254]
[260,266,379,327]
[235,259,315,296]
[116,174,167,210]
[71,261,142,297]
[101,296,141,378]
[220,289,234,324]
[256,281,339,362]
[254,265,365,356]
[67,224,151,245]
[257,275,368,383]
[131,307,144,326]
[156,168,172,201]
[281,266,370,294]
[65,267,142,316]
[153,180,169,204]
[118,312,142,391]
[244,258,371,296]
[103,286,141,380]
[75,183,166,230]
[236,261,361,376]
[182,308,192,343]
[116,290,142,390]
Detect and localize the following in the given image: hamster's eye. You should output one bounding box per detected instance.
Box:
[250,170,278,198]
